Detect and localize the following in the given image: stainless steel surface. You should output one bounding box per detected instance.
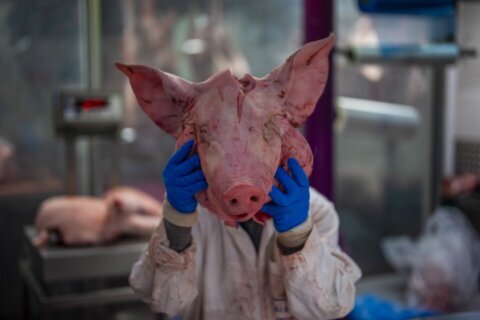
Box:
[23,226,147,282]
[340,48,463,224]
[337,97,420,138]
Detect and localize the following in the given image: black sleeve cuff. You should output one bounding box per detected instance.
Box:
[164,219,193,253]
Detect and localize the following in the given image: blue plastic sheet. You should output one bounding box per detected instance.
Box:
[348,295,439,320]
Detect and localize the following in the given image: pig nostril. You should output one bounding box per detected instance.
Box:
[230,199,238,206]
[250,196,258,202]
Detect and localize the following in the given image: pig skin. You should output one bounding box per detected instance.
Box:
[35,187,162,247]
[117,34,335,227]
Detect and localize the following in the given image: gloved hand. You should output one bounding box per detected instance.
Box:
[163,140,208,213]
[261,158,310,233]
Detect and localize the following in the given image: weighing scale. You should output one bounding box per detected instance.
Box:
[53,91,122,196]
[20,92,153,319]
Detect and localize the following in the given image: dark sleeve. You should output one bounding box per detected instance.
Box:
[164,219,193,253]
[277,239,305,255]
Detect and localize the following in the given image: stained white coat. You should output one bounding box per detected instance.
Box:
[130,188,361,320]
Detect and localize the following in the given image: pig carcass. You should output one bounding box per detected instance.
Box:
[35,187,162,246]
[117,34,334,227]
[442,174,479,199]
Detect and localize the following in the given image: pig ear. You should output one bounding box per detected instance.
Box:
[116,63,197,137]
[266,34,335,127]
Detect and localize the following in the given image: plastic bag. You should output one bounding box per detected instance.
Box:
[382,207,480,312]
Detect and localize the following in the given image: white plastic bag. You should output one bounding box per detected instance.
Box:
[382,207,480,312]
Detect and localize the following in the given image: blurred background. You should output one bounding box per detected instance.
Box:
[1,0,480,319]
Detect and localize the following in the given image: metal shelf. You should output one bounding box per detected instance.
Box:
[336,44,475,65]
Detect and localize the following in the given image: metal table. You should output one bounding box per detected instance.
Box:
[21,226,149,319]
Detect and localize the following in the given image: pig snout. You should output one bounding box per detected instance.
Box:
[223,184,266,218]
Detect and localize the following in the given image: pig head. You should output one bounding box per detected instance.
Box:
[116,34,334,226]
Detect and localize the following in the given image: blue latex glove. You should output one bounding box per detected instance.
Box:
[261,158,310,232]
[163,140,208,213]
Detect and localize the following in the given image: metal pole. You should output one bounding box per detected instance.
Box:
[109,135,121,188]
[429,66,446,214]
[86,0,102,90]
[86,0,102,195]
[65,136,77,195]
[304,0,334,201]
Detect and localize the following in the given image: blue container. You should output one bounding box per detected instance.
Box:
[358,0,454,16]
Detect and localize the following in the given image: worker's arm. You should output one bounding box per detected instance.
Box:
[129,140,207,316]
[281,191,361,319]
[261,159,312,255]
[262,159,361,319]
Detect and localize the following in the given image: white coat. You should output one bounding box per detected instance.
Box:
[129,188,361,319]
